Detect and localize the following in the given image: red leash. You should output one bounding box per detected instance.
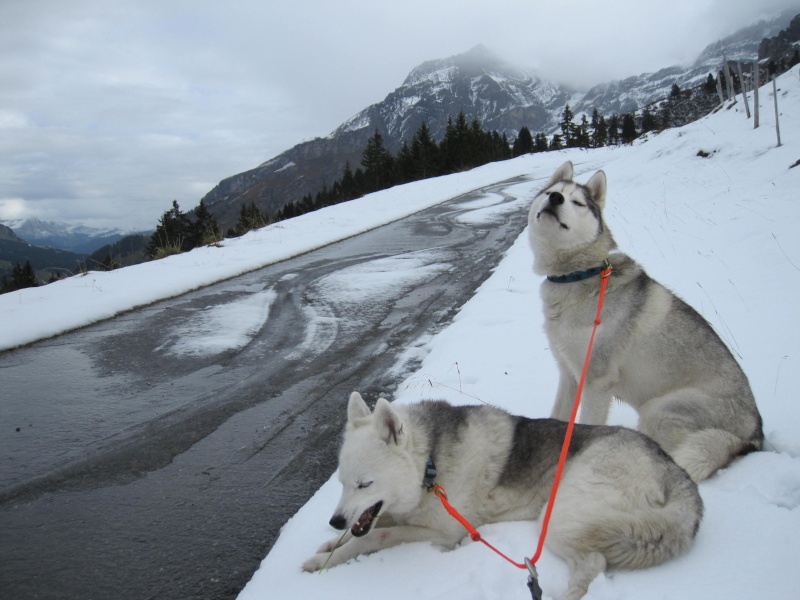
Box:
[432,263,613,580]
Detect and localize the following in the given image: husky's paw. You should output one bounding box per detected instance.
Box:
[301,553,329,572]
[317,533,350,553]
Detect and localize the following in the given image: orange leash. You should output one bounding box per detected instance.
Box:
[530,262,612,564]
[432,263,613,579]
[433,484,527,568]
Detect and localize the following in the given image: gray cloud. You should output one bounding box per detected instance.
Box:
[1,0,798,230]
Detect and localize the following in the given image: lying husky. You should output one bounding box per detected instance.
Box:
[528,161,763,481]
[304,392,702,600]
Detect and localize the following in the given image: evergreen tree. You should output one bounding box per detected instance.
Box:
[233,202,269,236]
[621,113,638,143]
[576,114,591,148]
[440,112,474,172]
[494,131,513,161]
[671,83,681,98]
[149,200,191,258]
[22,261,38,287]
[659,102,672,130]
[534,132,549,153]
[549,134,564,150]
[5,261,40,291]
[640,107,658,134]
[512,126,534,157]
[411,121,439,179]
[338,161,359,200]
[395,140,415,184]
[98,253,118,271]
[560,104,576,147]
[469,118,485,166]
[590,109,608,148]
[361,129,394,192]
[189,199,220,247]
[704,73,717,94]
[607,114,620,145]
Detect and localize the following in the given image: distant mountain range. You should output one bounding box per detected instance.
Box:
[0,223,86,283]
[0,218,136,254]
[0,219,151,284]
[198,10,797,230]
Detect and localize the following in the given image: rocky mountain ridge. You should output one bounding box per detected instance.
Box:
[197,11,795,230]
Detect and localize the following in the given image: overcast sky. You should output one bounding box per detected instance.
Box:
[1,0,797,231]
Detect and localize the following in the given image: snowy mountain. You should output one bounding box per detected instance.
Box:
[334,44,569,143]
[2,218,132,254]
[575,11,795,117]
[199,11,795,230]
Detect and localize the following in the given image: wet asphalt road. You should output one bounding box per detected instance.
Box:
[0,178,531,600]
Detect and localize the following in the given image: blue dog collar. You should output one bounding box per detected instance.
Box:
[547,261,608,283]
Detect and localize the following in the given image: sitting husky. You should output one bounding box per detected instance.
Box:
[304,392,702,600]
[528,161,763,481]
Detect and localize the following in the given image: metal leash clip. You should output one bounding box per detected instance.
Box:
[524,558,543,600]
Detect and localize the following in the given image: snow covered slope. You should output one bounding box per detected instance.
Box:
[238,68,800,600]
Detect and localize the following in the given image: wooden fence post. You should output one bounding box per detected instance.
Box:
[724,59,735,100]
[753,63,760,129]
[737,62,751,118]
[773,75,782,147]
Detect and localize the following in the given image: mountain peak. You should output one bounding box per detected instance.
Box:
[402,44,532,87]
[459,44,503,66]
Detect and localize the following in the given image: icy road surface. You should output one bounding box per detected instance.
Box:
[0,178,530,600]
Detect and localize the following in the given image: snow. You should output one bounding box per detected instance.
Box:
[275,161,296,173]
[153,289,277,358]
[3,67,800,600]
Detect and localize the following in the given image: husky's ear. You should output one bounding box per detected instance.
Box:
[373,398,406,446]
[585,170,607,209]
[544,161,574,189]
[347,391,371,423]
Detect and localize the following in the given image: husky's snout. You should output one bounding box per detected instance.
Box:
[329,501,384,537]
[537,191,569,229]
[329,513,347,530]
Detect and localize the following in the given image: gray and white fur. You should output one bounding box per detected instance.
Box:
[303,392,703,600]
[528,160,763,481]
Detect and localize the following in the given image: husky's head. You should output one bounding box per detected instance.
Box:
[528,161,616,275]
[328,392,422,538]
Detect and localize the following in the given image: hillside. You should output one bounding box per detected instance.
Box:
[198,12,794,231]
[0,224,86,284]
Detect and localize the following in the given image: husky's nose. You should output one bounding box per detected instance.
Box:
[329,514,347,530]
[548,191,565,206]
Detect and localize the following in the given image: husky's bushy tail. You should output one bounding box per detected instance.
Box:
[672,428,762,482]
[592,476,703,570]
